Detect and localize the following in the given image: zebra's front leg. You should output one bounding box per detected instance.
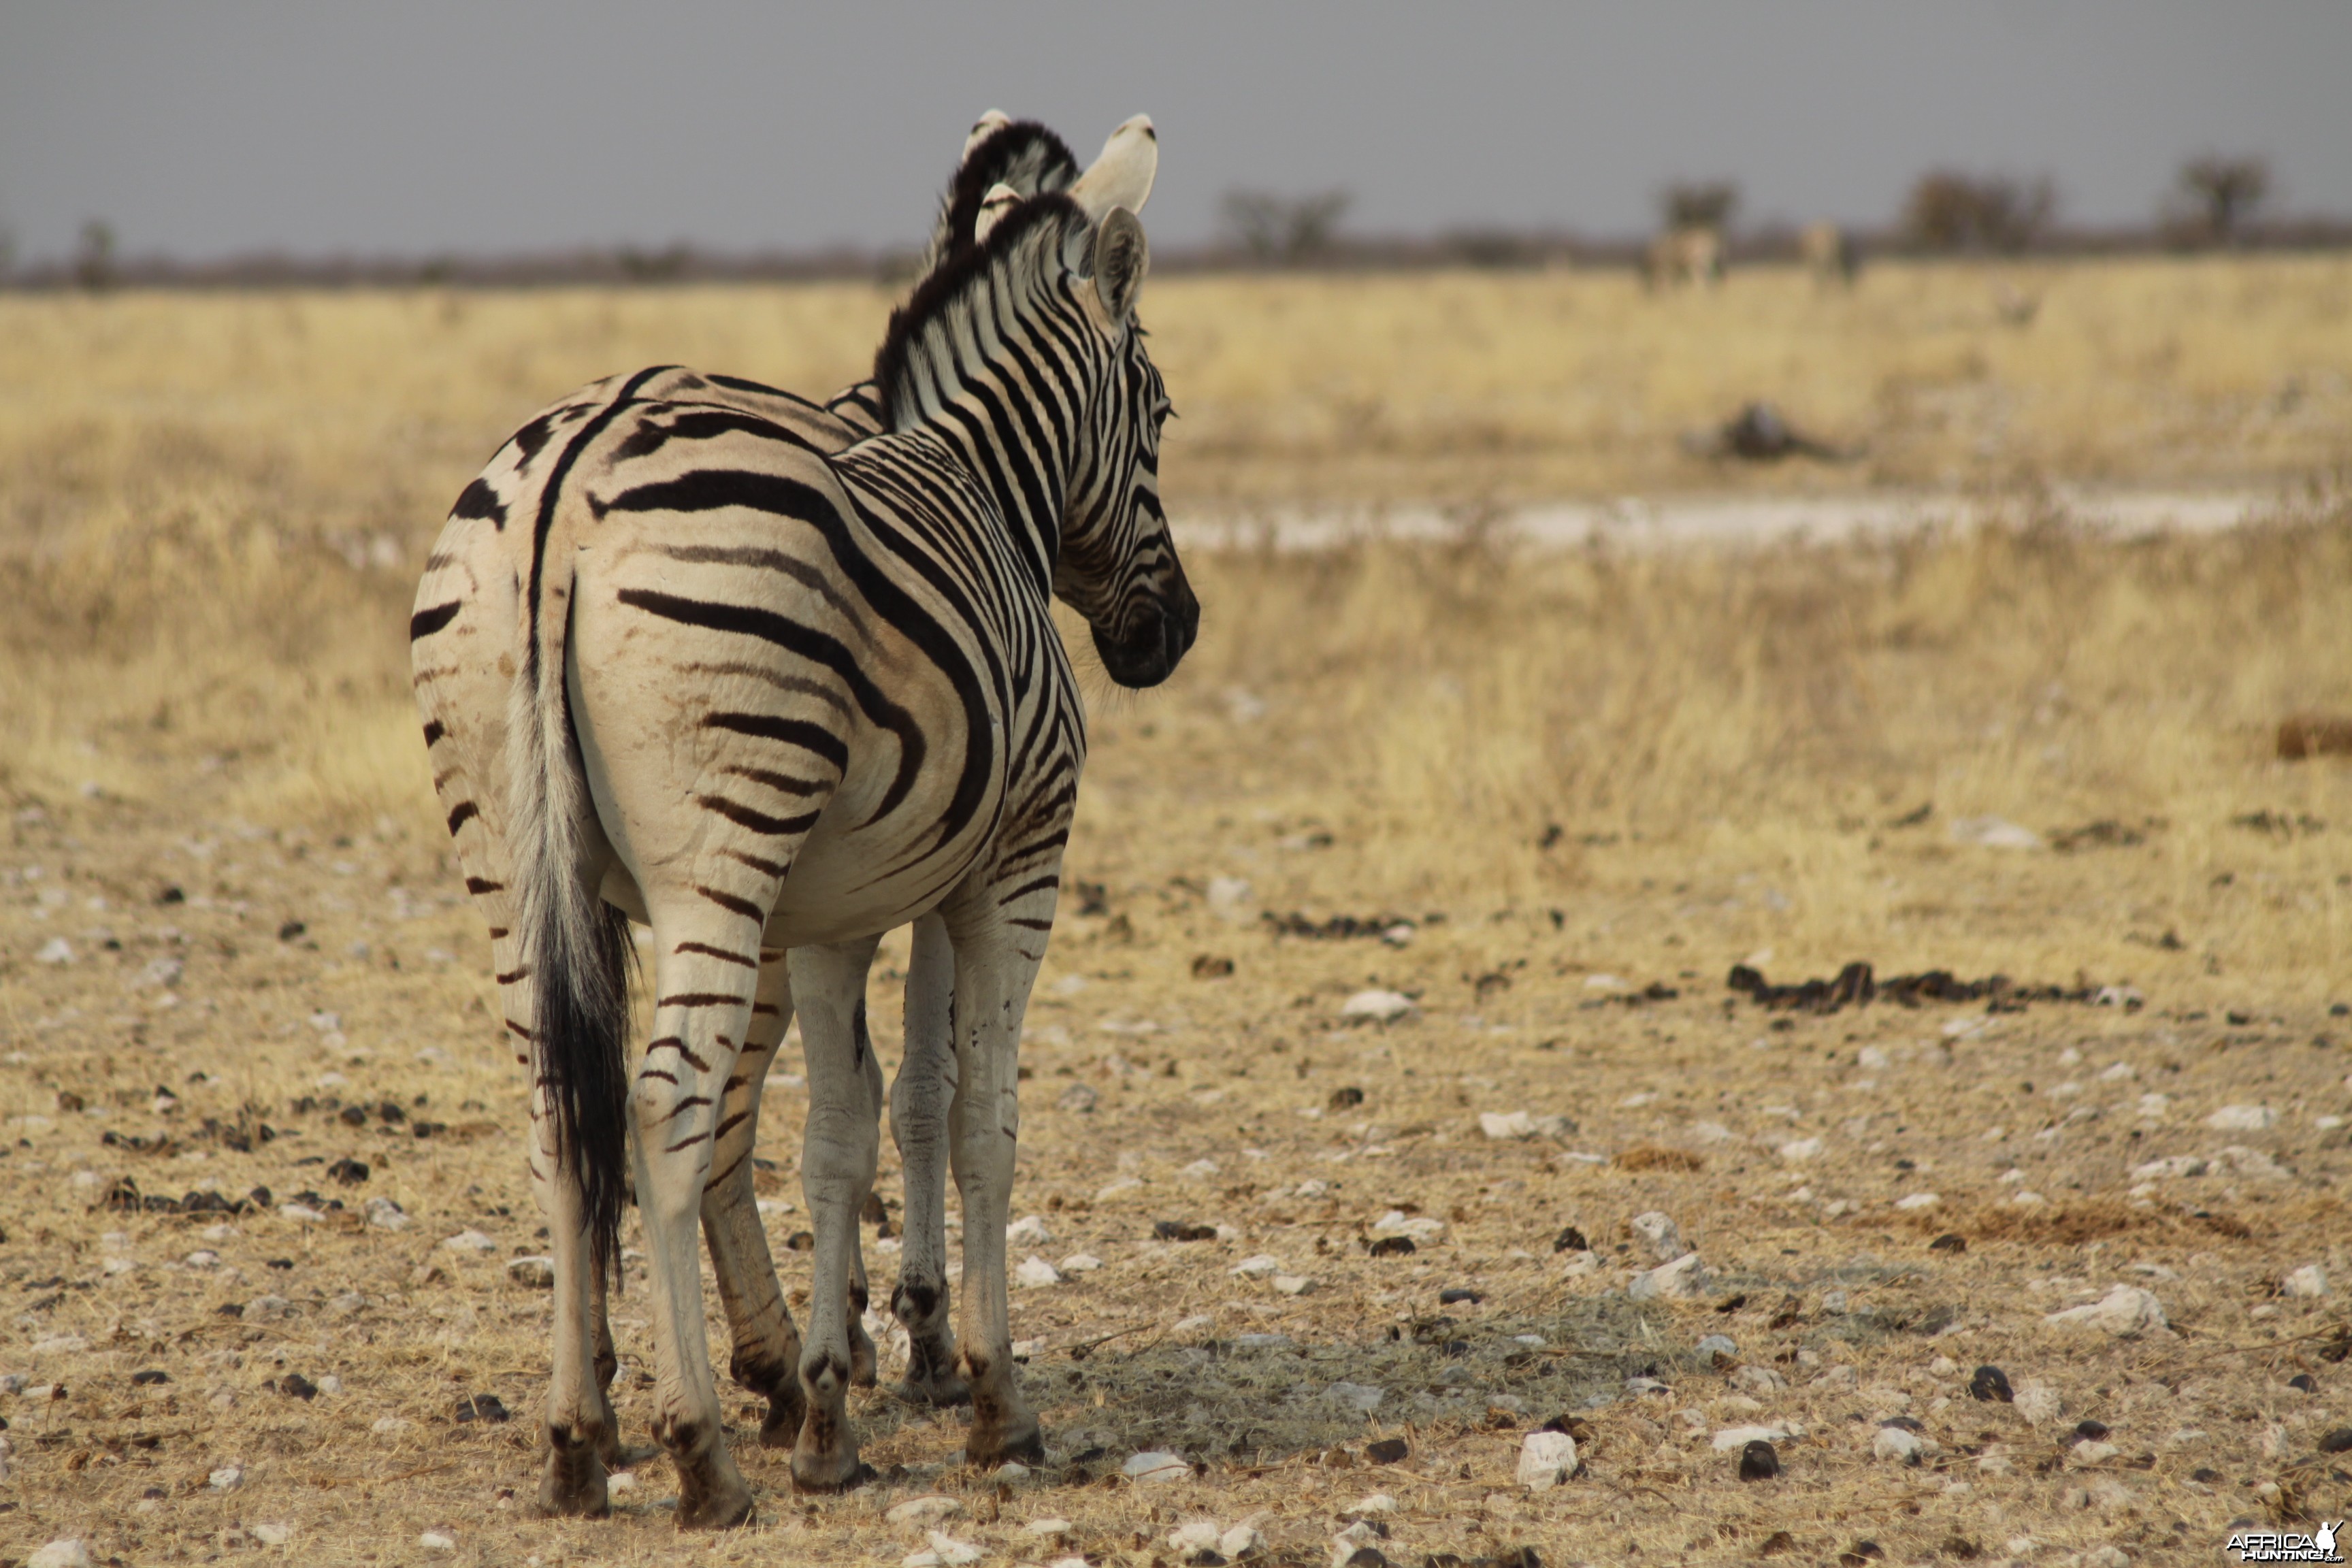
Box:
[889,912,968,1407]
[698,947,807,1449]
[628,928,760,1530]
[942,906,1047,1468]
[787,938,884,1493]
[847,1024,885,1391]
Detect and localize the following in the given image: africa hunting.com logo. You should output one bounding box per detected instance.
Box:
[2229,1521,2344,1563]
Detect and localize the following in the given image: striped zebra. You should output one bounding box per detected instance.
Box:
[412,121,1185,1522]
[411,113,1110,1490]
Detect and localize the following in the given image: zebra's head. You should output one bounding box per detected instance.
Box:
[878,116,1197,691]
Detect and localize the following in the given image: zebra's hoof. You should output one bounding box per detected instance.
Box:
[537,1429,610,1518]
[757,1384,808,1450]
[849,1321,879,1390]
[789,1450,877,1494]
[673,1447,755,1531]
[894,1368,971,1408]
[964,1416,1044,1469]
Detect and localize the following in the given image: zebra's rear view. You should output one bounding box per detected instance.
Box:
[417,127,1190,1524]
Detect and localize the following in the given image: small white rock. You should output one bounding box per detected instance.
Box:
[371,1416,413,1436]
[209,1464,245,1490]
[277,1203,325,1223]
[363,1196,411,1230]
[1341,989,1416,1023]
[506,1256,555,1289]
[1516,1429,1578,1490]
[1630,1211,1688,1262]
[1948,815,2044,851]
[252,1524,294,1546]
[1369,1210,1444,1245]
[1346,1491,1397,1514]
[1778,1137,1823,1162]
[1013,1255,1062,1289]
[605,1469,638,1493]
[1220,1524,1268,1558]
[1480,1109,1536,1140]
[1272,1273,1315,1296]
[1177,1158,1220,1181]
[418,1532,457,1552]
[1230,1254,1282,1278]
[885,1494,964,1526]
[441,1229,497,1253]
[1059,1252,1103,1274]
[28,1542,93,1568]
[2205,1103,2276,1130]
[245,1294,293,1324]
[1872,1425,1927,1464]
[1894,1192,1940,1211]
[1024,1518,1072,1537]
[2044,1284,2168,1337]
[2281,1263,2330,1298]
[1005,1214,1052,1247]
[1628,1252,1711,1301]
[1122,1450,1192,1482]
[34,938,75,966]
[1324,1380,1386,1413]
[1168,1520,1223,1557]
[2012,1379,2063,1426]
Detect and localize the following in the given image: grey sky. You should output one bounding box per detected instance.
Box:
[3,2,2346,263]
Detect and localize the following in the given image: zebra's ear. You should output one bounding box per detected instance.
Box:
[973,182,1022,244]
[1070,114,1157,219]
[960,109,1013,163]
[1091,207,1148,319]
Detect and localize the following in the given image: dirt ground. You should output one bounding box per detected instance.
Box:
[4,270,2352,1567]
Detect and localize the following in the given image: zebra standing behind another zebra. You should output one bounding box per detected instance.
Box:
[413,127,1189,1524]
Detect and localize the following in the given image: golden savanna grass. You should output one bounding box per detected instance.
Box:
[2,261,2351,1566]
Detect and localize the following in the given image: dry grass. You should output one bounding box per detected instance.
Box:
[3,268,2352,1565]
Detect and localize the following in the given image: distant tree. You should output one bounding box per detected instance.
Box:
[0,222,16,280]
[74,219,116,289]
[2176,155,2270,244]
[1903,172,2053,253]
[1661,180,1739,234]
[1220,189,1352,264]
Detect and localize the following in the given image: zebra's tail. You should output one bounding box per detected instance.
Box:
[508,572,633,1284]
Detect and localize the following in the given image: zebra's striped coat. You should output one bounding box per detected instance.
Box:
[412,122,1186,1522]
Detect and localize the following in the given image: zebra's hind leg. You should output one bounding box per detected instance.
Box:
[889,913,968,1407]
[538,1149,612,1518]
[847,1019,884,1390]
[699,946,808,1450]
[785,938,885,1493]
[627,919,762,1530]
[940,902,1049,1469]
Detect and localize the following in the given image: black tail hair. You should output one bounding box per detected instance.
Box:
[532,894,635,1284]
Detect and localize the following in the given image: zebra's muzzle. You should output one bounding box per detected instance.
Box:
[1091,570,1198,689]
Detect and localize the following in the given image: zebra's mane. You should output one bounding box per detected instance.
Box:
[919,120,1081,276]
[877,192,1092,434]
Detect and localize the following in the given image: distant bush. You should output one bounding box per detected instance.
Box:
[1220,190,1352,264]
[1904,172,2055,253]
[2174,155,2270,245]
[1660,180,1739,233]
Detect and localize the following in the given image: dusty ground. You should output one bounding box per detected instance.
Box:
[4,270,2352,1567]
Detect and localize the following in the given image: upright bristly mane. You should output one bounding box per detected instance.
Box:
[918,120,1081,276]
[876,193,1091,434]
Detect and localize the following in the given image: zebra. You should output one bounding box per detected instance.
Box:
[1643,224,1723,290]
[410,111,1113,1480]
[412,122,1185,1523]
[1799,220,1859,289]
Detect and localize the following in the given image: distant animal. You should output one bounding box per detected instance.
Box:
[1799,221,1858,288]
[1644,225,1722,290]
[411,114,1188,1523]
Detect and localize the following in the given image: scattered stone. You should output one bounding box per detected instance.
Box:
[1629,1253,1710,1301]
[1341,990,1416,1024]
[1366,1437,1409,1464]
[505,1256,555,1289]
[454,1393,508,1423]
[34,938,75,966]
[1695,1333,1737,1362]
[606,1470,637,1493]
[252,1525,293,1546]
[208,1465,244,1490]
[1369,1211,1445,1246]
[2281,1264,2330,1298]
[1516,1429,1578,1490]
[1122,1450,1192,1483]
[2012,1379,2063,1426]
[1629,1211,1688,1262]
[1056,1082,1098,1113]
[1273,1274,1315,1296]
[1006,1214,1052,1247]
[1948,817,2045,851]
[1023,1519,1071,1538]
[1059,1252,1102,1274]
[418,1533,457,1553]
[1177,1159,1220,1181]
[1345,1492,1397,1514]
[371,1416,413,1436]
[2044,1285,2168,1337]
[244,1295,293,1324]
[1014,1256,1062,1288]
[440,1229,497,1253]
[1166,1520,1224,1563]
[28,1544,92,1568]
[2205,1104,2276,1131]
[1219,1524,1268,1560]
[1730,1365,1786,1395]
[1325,1381,1386,1414]
[362,1196,410,1230]
[1969,1365,2014,1403]
[885,1495,964,1527]
[1894,1192,1940,1211]
[1872,1425,1928,1465]
[1737,1439,1782,1480]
